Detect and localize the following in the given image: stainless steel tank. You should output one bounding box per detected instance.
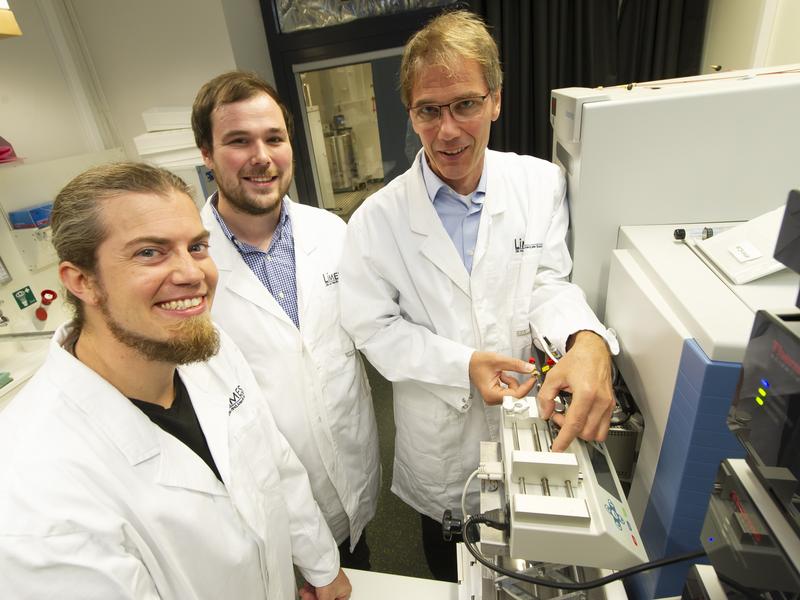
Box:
[324,128,359,192]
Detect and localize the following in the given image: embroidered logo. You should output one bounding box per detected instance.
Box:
[514,237,543,253]
[229,385,245,414]
[323,271,340,286]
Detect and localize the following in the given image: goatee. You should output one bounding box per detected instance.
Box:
[99,299,220,364]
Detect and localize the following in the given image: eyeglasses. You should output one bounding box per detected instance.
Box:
[408,93,491,125]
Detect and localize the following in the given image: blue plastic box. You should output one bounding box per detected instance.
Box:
[8,202,53,229]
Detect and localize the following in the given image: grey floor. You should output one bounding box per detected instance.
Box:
[330,183,433,577]
[330,182,384,222]
[362,360,434,580]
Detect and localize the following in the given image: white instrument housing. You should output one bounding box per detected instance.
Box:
[477,396,649,571]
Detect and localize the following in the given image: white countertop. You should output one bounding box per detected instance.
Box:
[345,568,458,600]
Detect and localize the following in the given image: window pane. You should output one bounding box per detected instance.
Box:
[298,56,419,220]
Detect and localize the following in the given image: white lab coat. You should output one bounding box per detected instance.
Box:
[0,324,339,600]
[339,149,618,521]
[201,199,380,550]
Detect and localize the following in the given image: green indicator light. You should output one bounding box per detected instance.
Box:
[758,387,767,397]
[756,397,764,406]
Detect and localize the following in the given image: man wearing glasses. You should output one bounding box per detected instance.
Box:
[339,10,618,581]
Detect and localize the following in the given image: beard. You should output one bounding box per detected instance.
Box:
[98,294,220,365]
[217,168,292,216]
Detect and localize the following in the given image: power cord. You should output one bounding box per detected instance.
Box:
[461,515,706,591]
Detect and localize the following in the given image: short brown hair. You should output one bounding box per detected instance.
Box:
[51,162,192,328]
[191,71,293,152]
[400,10,503,108]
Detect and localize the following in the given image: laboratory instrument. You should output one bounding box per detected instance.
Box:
[551,64,800,318]
[450,393,648,599]
[681,193,800,598]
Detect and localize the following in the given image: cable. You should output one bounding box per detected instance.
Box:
[461,468,480,521]
[528,323,560,365]
[462,515,706,591]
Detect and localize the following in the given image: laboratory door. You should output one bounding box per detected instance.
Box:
[296,51,420,220]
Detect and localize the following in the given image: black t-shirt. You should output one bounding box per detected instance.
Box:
[130,373,223,483]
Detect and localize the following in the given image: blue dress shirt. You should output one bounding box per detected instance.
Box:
[420,154,487,273]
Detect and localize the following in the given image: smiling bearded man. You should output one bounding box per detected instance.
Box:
[0,162,350,600]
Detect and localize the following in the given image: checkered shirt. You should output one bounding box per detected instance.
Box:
[210,194,300,328]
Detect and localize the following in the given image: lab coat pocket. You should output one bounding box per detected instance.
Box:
[317,328,371,470]
[319,326,361,411]
[322,325,358,368]
[393,383,465,489]
[230,417,292,553]
[322,352,372,456]
[489,253,522,289]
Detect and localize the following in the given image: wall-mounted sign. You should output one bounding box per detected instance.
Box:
[12,285,36,309]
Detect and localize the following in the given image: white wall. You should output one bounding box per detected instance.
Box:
[70,0,273,160]
[767,0,800,65]
[701,0,800,73]
[0,0,275,163]
[0,1,93,161]
[219,0,275,80]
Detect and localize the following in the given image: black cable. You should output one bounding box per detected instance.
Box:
[462,516,707,591]
[610,386,635,426]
